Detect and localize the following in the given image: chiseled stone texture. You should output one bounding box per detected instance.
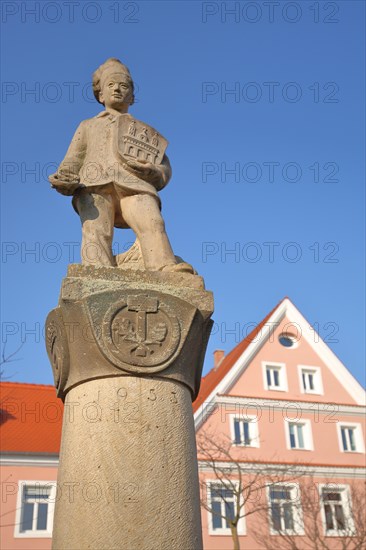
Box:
[52,376,202,550]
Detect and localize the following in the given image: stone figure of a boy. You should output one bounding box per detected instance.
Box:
[50,58,191,273]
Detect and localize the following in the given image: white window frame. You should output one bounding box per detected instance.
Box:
[14,481,56,538]
[206,480,246,536]
[297,365,324,395]
[336,422,365,454]
[266,483,304,536]
[318,484,355,537]
[284,418,314,451]
[230,414,260,448]
[262,362,288,392]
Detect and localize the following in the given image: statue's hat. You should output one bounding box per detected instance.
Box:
[92,58,133,104]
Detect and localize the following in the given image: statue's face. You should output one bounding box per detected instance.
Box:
[99,72,133,110]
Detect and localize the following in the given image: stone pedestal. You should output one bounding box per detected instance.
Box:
[46,265,213,550]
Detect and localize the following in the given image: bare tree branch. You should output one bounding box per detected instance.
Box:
[197,430,304,550]
[0,343,24,380]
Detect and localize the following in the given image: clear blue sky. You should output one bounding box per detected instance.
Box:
[1,1,365,388]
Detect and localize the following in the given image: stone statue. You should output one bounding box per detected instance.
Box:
[49,58,192,273]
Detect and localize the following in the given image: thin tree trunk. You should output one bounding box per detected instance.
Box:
[230,523,240,550]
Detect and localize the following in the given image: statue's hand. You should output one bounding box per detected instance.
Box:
[49,178,82,196]
[51,182,82,196]
[49,172,82,196]
[126,159,162,183]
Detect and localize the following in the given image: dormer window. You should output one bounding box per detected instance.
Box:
[298,366,323,395]
[262,362,288,391]
[267,367,280,388]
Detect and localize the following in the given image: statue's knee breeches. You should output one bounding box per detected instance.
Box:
[73,189,116,266]
[119,192,165,236]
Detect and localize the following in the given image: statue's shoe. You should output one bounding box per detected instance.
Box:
[160,262,197,275]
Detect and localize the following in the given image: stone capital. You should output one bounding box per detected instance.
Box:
[46,265,214,401]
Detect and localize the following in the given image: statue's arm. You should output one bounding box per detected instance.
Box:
[49,121,88,196]
[124,153,172,191]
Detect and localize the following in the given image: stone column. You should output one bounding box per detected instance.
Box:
[46,265,213,550]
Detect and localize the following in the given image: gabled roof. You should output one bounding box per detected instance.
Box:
[0,382,62,454]
[193,298,285,412]
[193,297,365,425]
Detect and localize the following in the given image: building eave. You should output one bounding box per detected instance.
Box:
[0,452,59,467]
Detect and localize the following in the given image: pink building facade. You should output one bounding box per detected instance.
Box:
[194,298,366,549]
[1,298,365,549]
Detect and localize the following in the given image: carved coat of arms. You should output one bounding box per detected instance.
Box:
[114,113,168,167]
[106,294,180,367]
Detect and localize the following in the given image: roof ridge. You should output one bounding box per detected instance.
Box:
[193,297,287,411]
[209,296,286,370]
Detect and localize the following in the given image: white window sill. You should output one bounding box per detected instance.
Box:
[209,530,233,536]
[209,529,245,537]
[15,532,52,539]
[325,531,355,538]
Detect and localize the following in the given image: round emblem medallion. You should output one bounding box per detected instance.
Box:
[102,295,180,372]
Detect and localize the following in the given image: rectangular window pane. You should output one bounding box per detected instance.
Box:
[24,488,39,499]
[225,501,235,528]
[283,503,294,531]
[341,428,348,451]
[289,424,296,448]
[308,373,314,390]
[348,429,356,451]
[324,504,334,530]
[243,422,250,445]
[273,370,280,386]
[335,504,346,530]
[266,368,272,387]
[302,372,306,390]
[234,420,241,444]
[271,503,281,531]
[24,486,49,500]
[20,502,34,532]
[324,492,341,502]
[212,501,222,530]
[36,503,48,530]
[270,486,291,500]
[297,425,304,449]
